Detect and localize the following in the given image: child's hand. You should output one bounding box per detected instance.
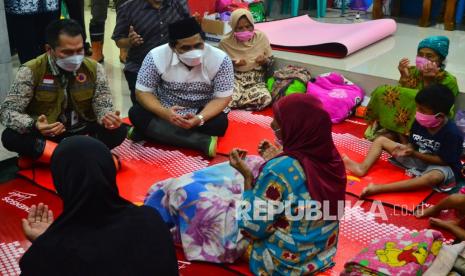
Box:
[393,144,414,157]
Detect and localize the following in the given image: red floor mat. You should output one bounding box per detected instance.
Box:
[0,179,456,276]
[17,139,215,204]
[333,132,432,212]
[217,110,275,156]
[125,112,276,157]
[218,112,366,157]
[1,115,452,274]
[332,117,367,138]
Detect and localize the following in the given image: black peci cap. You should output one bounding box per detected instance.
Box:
[168,17,202,41]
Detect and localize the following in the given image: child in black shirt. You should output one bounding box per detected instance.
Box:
[343,84,463,197]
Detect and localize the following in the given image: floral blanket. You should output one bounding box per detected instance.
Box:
[144,156,264,263]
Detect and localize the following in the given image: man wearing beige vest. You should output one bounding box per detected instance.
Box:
[0,19,126,166]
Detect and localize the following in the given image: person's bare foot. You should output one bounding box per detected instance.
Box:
[342,154,368,177]
[360,183,379,198]
[414,205,439,218]
[429,217,459,231]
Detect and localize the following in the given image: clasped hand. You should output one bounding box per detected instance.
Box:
[165,106,201,129]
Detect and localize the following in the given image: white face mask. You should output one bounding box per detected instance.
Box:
[177,49,204,67]
[56,55,84,72]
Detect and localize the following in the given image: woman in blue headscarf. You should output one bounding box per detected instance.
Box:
[365,36,459,142]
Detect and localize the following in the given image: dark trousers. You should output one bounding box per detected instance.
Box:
[124,70,138,105]
[129,104,229,137]
[63,0,87,42]
[90,0,109,42]
[1,123,127,157]
[6,11,60,64]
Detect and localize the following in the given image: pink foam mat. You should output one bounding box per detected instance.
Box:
[255,15,397,58]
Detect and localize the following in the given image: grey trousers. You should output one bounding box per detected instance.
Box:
[89,0,109,42]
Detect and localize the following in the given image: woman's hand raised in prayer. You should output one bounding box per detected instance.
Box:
[258,140,282,161]
[229,149,254,190]
[22,203,54,242]
[398,58,410,78]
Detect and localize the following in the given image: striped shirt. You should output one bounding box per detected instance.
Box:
[112,0,189,73]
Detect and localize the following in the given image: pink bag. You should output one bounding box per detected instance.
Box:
[216,0,248,13]
[306,72,364,123]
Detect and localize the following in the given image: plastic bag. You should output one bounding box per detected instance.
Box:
[248,1,266,23]
[306,72,364,123]
[216,0,249,13]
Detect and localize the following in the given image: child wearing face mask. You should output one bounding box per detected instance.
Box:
[344,84,463,198]
[219,9,273,111]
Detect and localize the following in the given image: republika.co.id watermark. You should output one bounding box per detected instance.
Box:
[236,199,423,221]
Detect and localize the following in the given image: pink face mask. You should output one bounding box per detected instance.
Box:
[415,56,431,71]
[415,111,443,128]
[234,31,254,42]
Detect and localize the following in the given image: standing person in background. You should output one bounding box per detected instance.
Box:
[5,0,60,64]
[63,0,92,56]
[89,0,110,62]
[114,0,130,63]
[112,0,190,104]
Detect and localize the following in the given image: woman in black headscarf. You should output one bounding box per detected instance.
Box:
[19,136,178,276]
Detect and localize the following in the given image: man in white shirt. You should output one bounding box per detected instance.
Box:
[128,17,234,157]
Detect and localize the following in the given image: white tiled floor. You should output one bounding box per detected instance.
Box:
[2,7,465,161]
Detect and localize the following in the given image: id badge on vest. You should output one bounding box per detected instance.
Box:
[70,110,79,127]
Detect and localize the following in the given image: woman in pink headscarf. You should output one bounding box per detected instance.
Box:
[230,93,347,275]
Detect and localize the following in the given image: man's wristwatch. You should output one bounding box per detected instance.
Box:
[196,114,205,126]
